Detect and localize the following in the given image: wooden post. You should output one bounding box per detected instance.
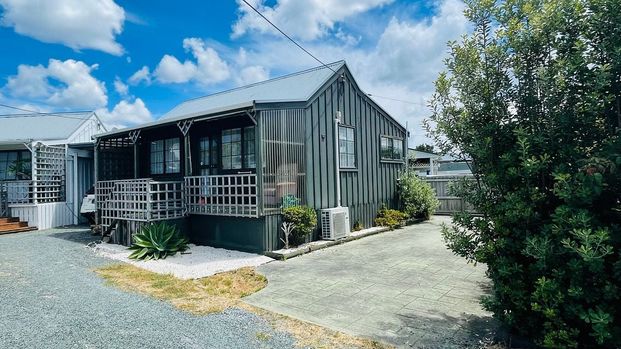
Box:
[133,142,139,179]
[184,134,192,176]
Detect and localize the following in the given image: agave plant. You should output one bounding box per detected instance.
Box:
[128,222,189,260]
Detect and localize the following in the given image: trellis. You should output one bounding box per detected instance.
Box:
[96,178,185,244]
[97,136,134,181]
[185,174,258,217]
[33,144,65,203]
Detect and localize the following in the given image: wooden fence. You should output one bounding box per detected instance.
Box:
[423,175,476,214]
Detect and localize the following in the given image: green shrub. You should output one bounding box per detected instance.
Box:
[352,220,363,232]
[427,0,621,346]
[282,206,317,245]
[398,171,439,220]
[374,205,407,229]
[128,222,189,260]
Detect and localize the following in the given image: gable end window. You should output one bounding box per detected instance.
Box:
[150,138,180,175]
[339,126,356,168]
[380,136,403,161]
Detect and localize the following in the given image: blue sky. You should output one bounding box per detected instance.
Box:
[0,0,468,145]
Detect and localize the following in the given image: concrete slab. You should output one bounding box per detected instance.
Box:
[244,216,498,348]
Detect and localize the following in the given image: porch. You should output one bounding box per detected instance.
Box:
[0,143,87,232]
[94,108,306,251]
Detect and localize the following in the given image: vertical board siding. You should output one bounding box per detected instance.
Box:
[10,202,74,229]
[305,72,406,231]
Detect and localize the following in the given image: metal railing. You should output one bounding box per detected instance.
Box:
[184,174,258,218]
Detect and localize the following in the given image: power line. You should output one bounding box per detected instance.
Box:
[366,94,427,106]
[240,0,336,73]
[0,103,89,120]
[240,0,425,107]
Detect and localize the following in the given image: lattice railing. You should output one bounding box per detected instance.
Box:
[96,178,185,231]
[185,174,258,218]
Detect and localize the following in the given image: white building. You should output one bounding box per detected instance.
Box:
[0,112,104,232]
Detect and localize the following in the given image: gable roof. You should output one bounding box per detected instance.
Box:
[0,111,96,143]
[162,61,345,120]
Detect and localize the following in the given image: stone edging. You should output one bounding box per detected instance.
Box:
[265,218,425,260]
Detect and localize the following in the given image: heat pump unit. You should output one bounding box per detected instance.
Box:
[321,207,350,240]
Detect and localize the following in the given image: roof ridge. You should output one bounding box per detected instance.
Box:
[0,110,93,118]
[174,60,344,106]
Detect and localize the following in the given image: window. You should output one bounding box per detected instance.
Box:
[199,136,217,175]
[380,136,404,161]
[221,128,242,170]
[244,126,256,168]
[339,126,356,168]
[0,151,31,180]
[150,138,180,175]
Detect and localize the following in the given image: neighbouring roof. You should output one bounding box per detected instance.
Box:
[162,61,346,121]
[409,149,440,159]
[0,111,95,143]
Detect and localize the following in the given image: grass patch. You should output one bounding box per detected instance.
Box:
[95,263,266,314]
[242,303,391,349]
[95,263,392,349]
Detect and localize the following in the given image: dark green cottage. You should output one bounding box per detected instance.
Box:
[94,61,406,253]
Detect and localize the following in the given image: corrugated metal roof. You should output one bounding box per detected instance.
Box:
[162,61,345,120]
[0,111,94,143]
[409,149,440,159]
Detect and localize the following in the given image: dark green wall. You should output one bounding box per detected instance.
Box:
[304,68,406,231]
[188,215,268,253]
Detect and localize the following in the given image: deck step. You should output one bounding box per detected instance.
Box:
[0,217,35,235]
[0,221,29,229]
[0,226,37,235]
[0,217,19,224]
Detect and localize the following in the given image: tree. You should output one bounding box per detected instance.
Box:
[426,0,621,347]
[413,143,436,154]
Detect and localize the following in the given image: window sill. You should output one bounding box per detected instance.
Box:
[380,159,405,164]
[339,167,358,172]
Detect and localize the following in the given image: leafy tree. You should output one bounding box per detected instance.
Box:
[426,0,621,347]
[413,143,437,154]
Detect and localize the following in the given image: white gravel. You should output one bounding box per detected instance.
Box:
[91,242,273,279]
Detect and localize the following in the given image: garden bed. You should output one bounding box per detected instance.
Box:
[89,242,273,279]
[265,218,424,260]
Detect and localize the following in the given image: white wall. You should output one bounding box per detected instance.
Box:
[9,202,74,229]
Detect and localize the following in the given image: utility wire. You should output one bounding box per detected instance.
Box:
[240,0,424,107]
[240,0,336,73]
[366,94,427,107]
[0,103,89,120]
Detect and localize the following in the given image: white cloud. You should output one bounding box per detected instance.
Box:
[153,38,231,86]
[0,0,126,55]
[154,55,197,84]
[113,77,128,96]
[5,64,50,99]
[232,0,392,41]
[96,98,152,129]
[128,66,151,85]
[229,0,468,145]
[236,65,269,85]
[5,59,108,109]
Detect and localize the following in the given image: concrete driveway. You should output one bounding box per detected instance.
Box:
[245,216,498,348]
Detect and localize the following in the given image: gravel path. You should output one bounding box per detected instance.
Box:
[0,227,295,349]
[92,242,273,279]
